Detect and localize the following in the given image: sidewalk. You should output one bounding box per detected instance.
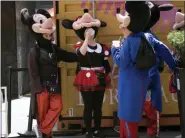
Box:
[2,97,37,137]
[1,97,181,138]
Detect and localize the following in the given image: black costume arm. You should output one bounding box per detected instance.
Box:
[28,48,43,93]
[55,46,78,62]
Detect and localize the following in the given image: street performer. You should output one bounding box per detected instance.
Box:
[62,9,111,138]
[112,1,177,138]
[21,8,78,138]
[143,2,174,138]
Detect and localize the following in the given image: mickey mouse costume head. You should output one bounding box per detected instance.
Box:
[116,1,151,33]
[21,8,56,40]
[144,2,174,31]
[62,9,107,40]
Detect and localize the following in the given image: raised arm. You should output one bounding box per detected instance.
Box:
[79,28,94,55]
[55,46,78,62]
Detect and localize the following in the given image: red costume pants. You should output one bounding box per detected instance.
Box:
[120,119,138,138]
[144,101,160,136]
[119,101,160,138]
[36,89,62,135]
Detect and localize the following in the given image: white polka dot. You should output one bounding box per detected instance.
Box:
[104,50,109,56]
[86,72,91,78]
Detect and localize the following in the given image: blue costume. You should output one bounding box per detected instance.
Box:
[144,2,174,114]
[111,32,176,122]
[143,2,175,137]
[114,2,176,138]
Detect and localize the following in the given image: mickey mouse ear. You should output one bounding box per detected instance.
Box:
[36,9,51,18]
[158,4,174,11]
[100,21,107,27]
[20,8,30,25]
[62,19,74,29]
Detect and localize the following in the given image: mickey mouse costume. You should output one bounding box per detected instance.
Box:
[62,9,111,138]
[111,1,176,138]
[143,2,174,137]
[20,8,78,138]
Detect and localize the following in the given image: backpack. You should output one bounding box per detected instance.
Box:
[135,36,156,70]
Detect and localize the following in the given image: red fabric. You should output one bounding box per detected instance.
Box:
[102,44,110,57]
[74,41,83,49]
[120,119,138,138]
[37,89,62,135]
[144,101,160,136]
[74,42,111,91]
[169,74,177,93]
[74,70,99,87]
[74,70,111,91]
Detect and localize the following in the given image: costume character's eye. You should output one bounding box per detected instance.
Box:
[33,14,47,24]
[40,19,43,24]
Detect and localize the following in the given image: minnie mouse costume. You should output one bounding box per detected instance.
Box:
[62,9,111,138]
[21,8,78,138]
[112,1,176,138]
[143,2,174,137]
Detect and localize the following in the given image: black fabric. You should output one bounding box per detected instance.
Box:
[75,44,111,75]
[147,81,153,90]
[36,34,53,53]
[81,90,105,132]
[172,70,180,89]
[135,37,156,70]
[42,81,61,94]
[94,71,106,86]
[29,44,78,94]
[158,56,165,73]
[86,51,106,87]
[76,46,104,68]
[103,60,111,74]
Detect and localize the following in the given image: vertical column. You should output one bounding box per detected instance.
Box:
[15,1,36,96]
[1,1,18,99]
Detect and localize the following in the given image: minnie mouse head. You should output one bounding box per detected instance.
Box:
[62,9,107,40]
[144,2,174,31]
[20,8,56,40]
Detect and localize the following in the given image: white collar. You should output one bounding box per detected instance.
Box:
[87,43,102,53]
